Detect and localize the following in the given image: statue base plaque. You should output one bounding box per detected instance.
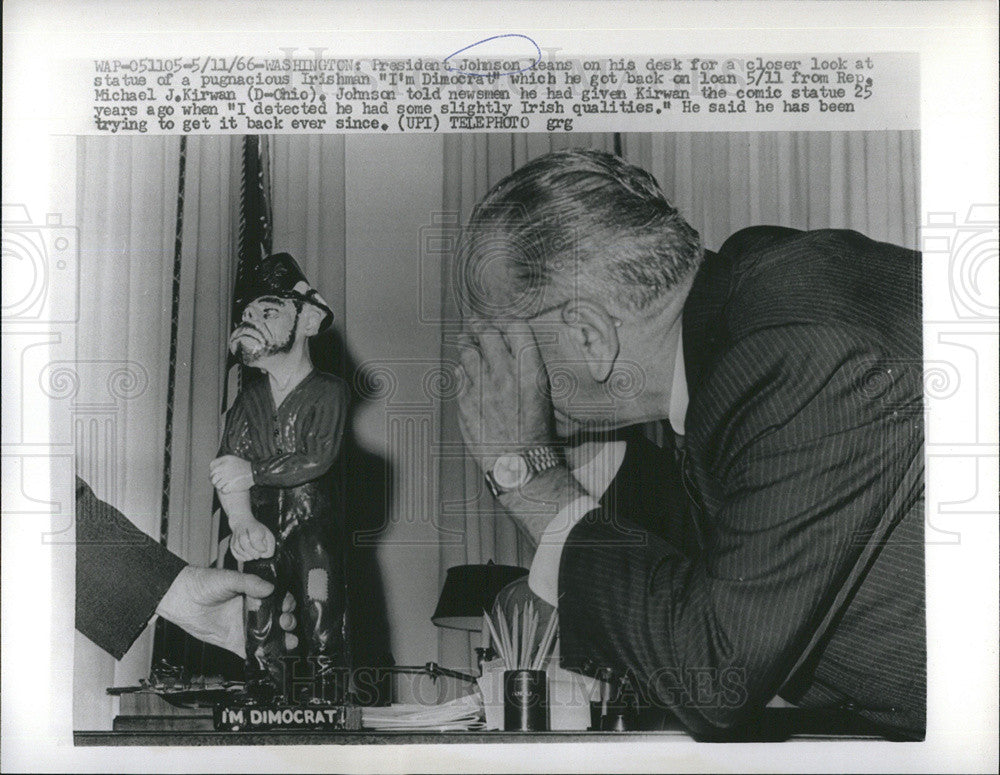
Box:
[214,699,362,731]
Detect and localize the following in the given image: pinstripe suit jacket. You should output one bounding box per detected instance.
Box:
[558,227,925,739]
[75,477,187,660]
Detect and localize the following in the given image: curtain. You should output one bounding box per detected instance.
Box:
[72,136,181,729]
[436,130,919,671]
[164,135,242,566]
[269,135,349,376]
[620,132,919,251]
[270,134,348,288]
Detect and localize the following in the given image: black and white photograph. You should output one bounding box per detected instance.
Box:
[64,129,925,741]
[2,2,997,773]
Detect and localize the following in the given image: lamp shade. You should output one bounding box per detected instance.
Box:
[431,562,528,631]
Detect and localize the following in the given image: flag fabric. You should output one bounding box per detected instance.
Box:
[222,135,274,414]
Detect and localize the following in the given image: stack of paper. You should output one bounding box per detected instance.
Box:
[361,693,485,731]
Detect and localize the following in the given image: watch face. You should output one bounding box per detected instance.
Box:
[492,454,530,489]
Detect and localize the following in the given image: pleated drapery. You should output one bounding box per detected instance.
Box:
[72,136,182,728]
[621,132,919,251]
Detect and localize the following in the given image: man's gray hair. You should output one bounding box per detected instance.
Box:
[455,148,703,318]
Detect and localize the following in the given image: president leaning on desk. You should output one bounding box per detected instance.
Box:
[455,150,924,739]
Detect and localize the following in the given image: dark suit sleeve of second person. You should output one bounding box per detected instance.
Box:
[556,324,922,733]
[75,478,186,660]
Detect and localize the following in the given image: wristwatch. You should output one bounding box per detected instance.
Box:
[484,446,562,497]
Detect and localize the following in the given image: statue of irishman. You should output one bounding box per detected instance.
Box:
[210,252,350,703]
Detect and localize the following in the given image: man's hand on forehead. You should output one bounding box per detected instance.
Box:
[455,319,555,473]
[462,314,531,350]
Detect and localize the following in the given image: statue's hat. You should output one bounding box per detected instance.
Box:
[234,252,333,332]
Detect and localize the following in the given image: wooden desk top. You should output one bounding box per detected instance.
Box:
[74,709,886,745]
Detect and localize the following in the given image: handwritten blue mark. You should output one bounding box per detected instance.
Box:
[444,34,541,77]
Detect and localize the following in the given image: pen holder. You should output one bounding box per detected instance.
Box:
[503,670,548,731]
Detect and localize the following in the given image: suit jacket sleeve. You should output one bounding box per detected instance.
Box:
[557,324,922,733]
[75,478,186,660]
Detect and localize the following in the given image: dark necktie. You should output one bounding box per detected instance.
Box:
[598,424,705,559]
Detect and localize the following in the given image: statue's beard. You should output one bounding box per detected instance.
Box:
[231,319,297,365]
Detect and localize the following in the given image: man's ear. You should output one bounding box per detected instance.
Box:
[298,304,324,337]
[561,300,620,383]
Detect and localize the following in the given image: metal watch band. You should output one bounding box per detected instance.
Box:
[483,469,504,498]
[522,446,562,475]
[484,446,562,498]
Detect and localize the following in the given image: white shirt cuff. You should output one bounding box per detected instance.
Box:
[527,495,600,606]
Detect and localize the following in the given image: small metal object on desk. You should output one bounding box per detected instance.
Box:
[474,646,497,676]
[590,668,638,731]
[423,662,479,683]
[369,663,479,684]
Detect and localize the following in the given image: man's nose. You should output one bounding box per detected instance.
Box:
[242,307,257,323]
